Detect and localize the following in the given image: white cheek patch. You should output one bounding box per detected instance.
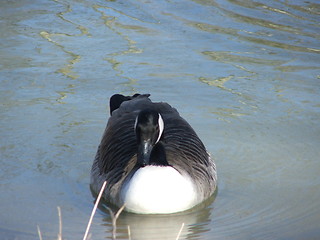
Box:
[156,113,164,143]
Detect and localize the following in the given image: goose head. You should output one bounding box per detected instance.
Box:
[134,109,167,167]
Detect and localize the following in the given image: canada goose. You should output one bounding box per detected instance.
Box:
[91,94,217,214]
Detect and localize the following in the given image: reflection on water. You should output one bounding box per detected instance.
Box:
[97,194,215,240]
[0,0,319,239]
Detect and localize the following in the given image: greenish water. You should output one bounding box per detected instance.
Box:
[0,0,319,239]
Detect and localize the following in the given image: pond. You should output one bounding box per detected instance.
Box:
[0,0,319,239]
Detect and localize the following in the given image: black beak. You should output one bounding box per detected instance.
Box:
[137,140,153,167]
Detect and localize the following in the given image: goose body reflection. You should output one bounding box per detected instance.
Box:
[91,94,217,214]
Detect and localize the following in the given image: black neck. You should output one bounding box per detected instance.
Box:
[149,142,170,166]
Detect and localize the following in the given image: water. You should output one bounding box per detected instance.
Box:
[1,0,319,239]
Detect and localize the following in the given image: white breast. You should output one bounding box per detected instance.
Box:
[120,166,199,214]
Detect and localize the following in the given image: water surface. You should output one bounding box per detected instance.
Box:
[1,0,319,239]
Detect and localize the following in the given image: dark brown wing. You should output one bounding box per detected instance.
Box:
[160,114,216,199]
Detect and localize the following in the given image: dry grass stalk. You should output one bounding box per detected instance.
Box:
[127,225,131,240]
[37,225,43,240]
[175,222,185,240]
[37,206,63,240]
[38,181,185,240]
[83,180,107,240]
[37,180,125,240]
[57,206,62,240]
[105,204,126,240]
[83,180,126,240]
